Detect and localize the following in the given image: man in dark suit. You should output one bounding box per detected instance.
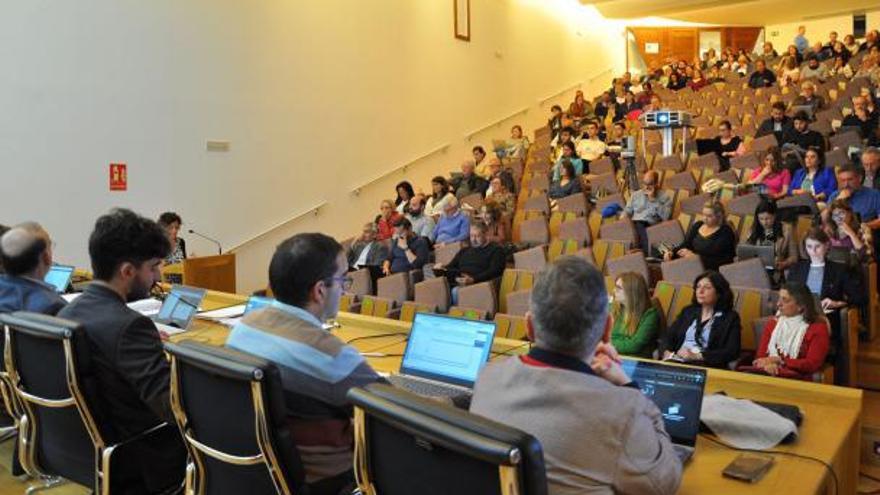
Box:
[782,111,826,152]
[346,222,389,270]
[58,208,184,494]
[756,102,794,145]
[0,222,67,315]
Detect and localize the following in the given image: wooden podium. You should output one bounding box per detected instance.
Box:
[161,254,236,293]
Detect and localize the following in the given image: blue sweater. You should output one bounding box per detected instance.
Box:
[433,212,470,243]
[0,275,67,315]
[790,167,837,200]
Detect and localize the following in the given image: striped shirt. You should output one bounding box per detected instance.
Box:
[226,301,380,483]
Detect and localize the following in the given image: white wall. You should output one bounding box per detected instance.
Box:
[765,11,880,50]
[0,0,628,293]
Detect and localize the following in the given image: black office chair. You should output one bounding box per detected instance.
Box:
[347,383,547,495]
[165,340,307,495]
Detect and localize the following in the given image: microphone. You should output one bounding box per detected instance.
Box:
[188,229,222,255]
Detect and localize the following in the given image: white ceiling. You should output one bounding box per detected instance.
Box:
[583,0,880,26]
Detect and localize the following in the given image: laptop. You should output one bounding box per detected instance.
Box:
[621,359,707,463]
[152,285,206,335]
[790,104,815,121]
[736,244,776,270]
[43,264,75,293]
[387,313,497,399]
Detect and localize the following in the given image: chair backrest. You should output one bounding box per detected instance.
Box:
[493,314,529,340]
[662,170,698,192]
[415,277,451,313]
[589,156,615,175]
[0,312,96,487]
[165,341,304,495]
[399,302,435,322]
[749,134,778,154]
[457,281,498,317]
[654,155,684,172]
[694,152,722,172]
[557,218,591,246]
[514,245,547,272]
[726,192,762,217]
[348,383,547,495]
[349,268,374,297]
[605,252,650,285]
[447,307,488,320]
[519,218,550,247]
[377,272,412,304]
[590,173,619,195]
[679,192,713,216]
[829,130,861,150]
[498,269,534,314]
[505,289,532,317]
[523,194,550,215]
[598,218,636,245]
[824,147,850,169]
[645,220,685,253]
[595,193,625,212]
[435,242,464,266]
[730,152,761,170]
[554,193,587,216]
[360,296,397,318]
[460,193,484,212]
[719,258,772,291]
[660,256,705,286]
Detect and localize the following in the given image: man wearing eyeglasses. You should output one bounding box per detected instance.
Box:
[622,171,672,255]
[227,233,380,495]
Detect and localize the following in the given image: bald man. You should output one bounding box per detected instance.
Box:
[623,171,672,255]
[0,222,66,315]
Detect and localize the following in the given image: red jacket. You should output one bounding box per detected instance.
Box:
[376,212,401,241]
[754,318,830,380]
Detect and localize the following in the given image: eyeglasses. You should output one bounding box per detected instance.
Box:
[326,275,353,291]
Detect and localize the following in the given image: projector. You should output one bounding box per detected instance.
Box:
[641,110,691,129]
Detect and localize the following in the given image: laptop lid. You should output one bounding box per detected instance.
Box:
[154,285,206,329]
[621,359,707,448]
[43,265,75,293]
[399,313,497,388]
[244,295,274,315]
[736,244,776,269]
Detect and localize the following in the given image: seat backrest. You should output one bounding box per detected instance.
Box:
[555,193,587,216]
[165,341,305,495]
[460,193,484,212]
[377,272,411,304]
[360,296,397,318]
[435,242,464,266]
[523,194,550,215]
[446,307,488,320]
[514,246,547,272]
[590,173,619,195]
[457,281,498,317]
[589,156,615,175]
[519,218,550,246]
[726,192,762,217]
[694,152,722,173]
[824,147,850,169]
[399,302,435,322]
[829,130,861,150]
[415,277,451,313]
[557,218,591,246]
[0,312,96,487]
[749,134,778,154]
[654,155,684,172]
[605,252,650,285]
[730,152,761,170]
[660,257,705,286]
[349,268,374,297]
[505,289,532,317]
[719,258,771,291]
[348,383,547,495]
[595,193,625,212]
[493,314,529,340]
[599,218,636,245]
[662,170,698,192]
[645,220,685,253]
[679,192,713,216]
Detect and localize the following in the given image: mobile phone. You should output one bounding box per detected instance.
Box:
[722,454,774,483]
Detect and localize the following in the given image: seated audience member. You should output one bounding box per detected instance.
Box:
[743,282,830,380]
[0,222,67,315]
[436,223,505,304]
[486,160,516,196]
[503,124,530,159]
[549,160,583,200]
[394,180,415,214]
[375,199,401,241]
[809,41,831,62]
[480,201,510,245]
[827,163,880,233]
[450,159,489,200]
[792,81,826,110]
[758,42,779,62]
[790,147,837,207]
[425,176,455,217]
[828,55,854,79]
[734,55,750,76]
[594,92,615,122]
[615,91,643,120]
[158,211,187,264]
[841,105,878,138]
[660,271,741,368]
[548,104,564,140]
[346,223,389,271]
[636,82,655,106]
[756,102,794,144]
[747,148,791,199]
[58,209,185,493]
[779,55,801,86]
[485,177,515,214]
[664,201,736,271]
[782,44,804,67]
[404,194,436,239]
[623,171,671,255]
[470,257,682,495]
[610,272,660,358]
[712,120,745,171]
[552,141,585,181]
[845,34,860,56]
[576,121,607,165]
[824,199,867,255]
[568,92,595,128]
[743,199,798,278]
[831,41,851,63]
[782,111,825,153]
[799,57,828,82]
[863,148,880,189]
[432,197,470,246]
[687,68,708,91]
[551,124,575,152]
[721,53,738,72]
[605,121,628,148]
[227,233,380,494]
[707,65,726,83]
[748,59,777,88]
[473,145,500,179]
[383,218,430,275]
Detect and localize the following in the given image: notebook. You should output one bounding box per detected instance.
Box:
[152,285,206,335]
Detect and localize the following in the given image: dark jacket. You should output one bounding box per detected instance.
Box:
[387,235,430,274]
[661,305,742,368]
[347,240,389,269]
[451,174,489,199]
[57,282,185,491]
[788,260,866,306]
[781,128,826,152]
[446,242,506,285]
[756,116,794,145]
[0,275,66,315]
[748,69,776,88]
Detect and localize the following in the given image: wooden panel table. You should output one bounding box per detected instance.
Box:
[176,290,862,495]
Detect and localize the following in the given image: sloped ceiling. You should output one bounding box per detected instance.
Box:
[583,0,880,25]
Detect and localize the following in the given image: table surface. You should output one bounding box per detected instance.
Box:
[176,289,863,495]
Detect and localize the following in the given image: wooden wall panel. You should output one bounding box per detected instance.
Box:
[721,27,763,54]
[630,26,761,70]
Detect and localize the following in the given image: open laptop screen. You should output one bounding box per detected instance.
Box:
[43,265,75,293]
[155,285,205,329]
[621,359,707,447]
[400,313,497,387]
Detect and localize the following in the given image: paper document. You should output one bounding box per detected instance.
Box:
[700,394,798,450]
[127,298,163,316]
[62,293,82,303]
[155,321,187,336]
[199,304,246,319]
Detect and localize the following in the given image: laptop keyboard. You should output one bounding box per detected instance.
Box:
[387,375,472,400]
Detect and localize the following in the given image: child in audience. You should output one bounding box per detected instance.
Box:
[610,272,660,358]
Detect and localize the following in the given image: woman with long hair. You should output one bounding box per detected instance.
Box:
[610,272,660,358]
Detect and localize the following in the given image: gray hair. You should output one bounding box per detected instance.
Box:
[862,147,880,160]
[529,256,608,356]
[362,222,378,234]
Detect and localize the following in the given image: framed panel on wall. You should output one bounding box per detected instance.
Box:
[454,0,470,41]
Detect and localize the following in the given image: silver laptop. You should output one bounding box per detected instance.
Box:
[387,313,497,399]
[621,359,707,463]
[43,264,75,293]
[736,244,776,270]
[152,285,206,335]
